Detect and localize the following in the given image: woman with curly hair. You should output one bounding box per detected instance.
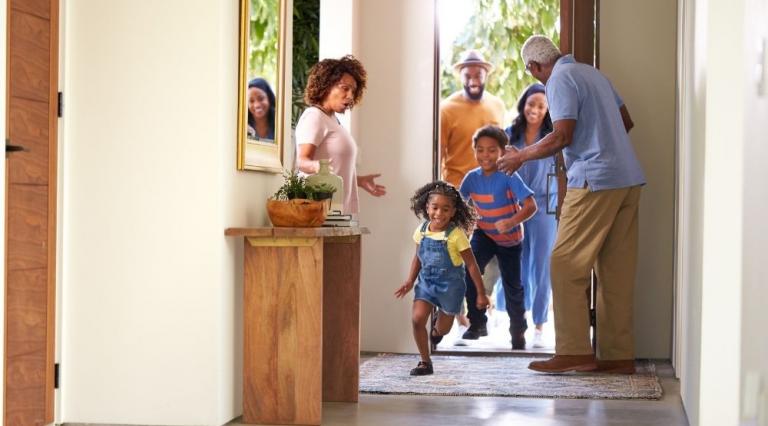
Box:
[394,181,489,376]
[295,55,385,214]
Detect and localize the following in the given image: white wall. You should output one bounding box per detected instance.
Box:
[740,0,768,422]
[600,0,677,359]
[677,0,707,423]
[698,0,746,423]
[355,0,435,352]
[61,1,283,424]
[678,0,768,424]
[319,0,356,131]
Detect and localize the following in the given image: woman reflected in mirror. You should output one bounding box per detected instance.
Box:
[295,55,386,215]
[247,77,276,142]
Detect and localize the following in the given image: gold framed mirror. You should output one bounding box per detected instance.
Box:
[237,0,287,172]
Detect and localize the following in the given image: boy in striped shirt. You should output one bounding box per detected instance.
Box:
[459,125,538,349]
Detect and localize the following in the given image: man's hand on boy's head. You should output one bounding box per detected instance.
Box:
[497,145,523,175]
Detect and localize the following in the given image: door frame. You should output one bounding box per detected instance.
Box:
[430,0,598,355]
[673,0,693,382]
[0,0,6,418]
[3,0,60,422]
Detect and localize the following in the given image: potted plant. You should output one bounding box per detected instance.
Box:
[267,171,336,227]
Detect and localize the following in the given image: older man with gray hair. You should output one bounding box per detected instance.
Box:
[497,35,645,374]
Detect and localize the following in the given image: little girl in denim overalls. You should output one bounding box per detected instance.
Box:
[395,181,489,376]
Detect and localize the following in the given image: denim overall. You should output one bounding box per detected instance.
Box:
[413,222,466,315]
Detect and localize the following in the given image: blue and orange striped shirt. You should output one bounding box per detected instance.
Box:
[459,168,534,247]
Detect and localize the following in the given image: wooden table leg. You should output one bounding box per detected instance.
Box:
[322,235,361,402]
[243,237,323,425]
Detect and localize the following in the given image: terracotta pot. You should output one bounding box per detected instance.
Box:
[266,198,327,227]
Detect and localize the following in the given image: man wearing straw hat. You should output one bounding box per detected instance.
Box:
[439,49,506,342]
[440,50,506,189]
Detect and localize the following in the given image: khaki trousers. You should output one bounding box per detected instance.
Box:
[550,185,641,360]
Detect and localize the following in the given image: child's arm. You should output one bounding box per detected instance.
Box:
[495,195,538,234]
[460,248,490,310]
[395,247,421,298]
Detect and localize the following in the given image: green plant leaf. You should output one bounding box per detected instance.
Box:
[440,0,560,121]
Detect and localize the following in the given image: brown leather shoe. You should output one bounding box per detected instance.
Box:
[528,355,597,373]
[595,359,636,374]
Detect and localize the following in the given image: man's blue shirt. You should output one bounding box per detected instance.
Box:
[546,55,645,190]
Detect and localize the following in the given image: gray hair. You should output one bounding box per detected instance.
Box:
[521,35,561,66]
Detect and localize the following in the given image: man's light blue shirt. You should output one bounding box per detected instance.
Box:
[546,55,645,190]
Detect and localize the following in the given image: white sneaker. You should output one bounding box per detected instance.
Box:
[532,330,545,348]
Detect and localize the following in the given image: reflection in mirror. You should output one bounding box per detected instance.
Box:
[237,0,286,172]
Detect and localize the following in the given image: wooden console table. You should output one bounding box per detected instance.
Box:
[225,226,369,425]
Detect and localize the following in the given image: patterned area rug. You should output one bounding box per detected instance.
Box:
[360,354,663,400]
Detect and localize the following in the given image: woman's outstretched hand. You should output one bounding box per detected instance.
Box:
[394,281,414,298]
[358,174,387,197]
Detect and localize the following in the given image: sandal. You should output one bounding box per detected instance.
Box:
[430,329,444,346]
[430,307,443,346]
[409,361,434,376]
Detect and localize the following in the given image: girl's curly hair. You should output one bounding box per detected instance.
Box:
[303,55,367,107]
[410,181,477,233]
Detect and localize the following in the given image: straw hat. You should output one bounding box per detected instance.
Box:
[452,49,494,73]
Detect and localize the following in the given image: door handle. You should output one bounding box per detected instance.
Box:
[5,138,27,153]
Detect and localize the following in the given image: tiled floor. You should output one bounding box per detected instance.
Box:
[226,357,688,426]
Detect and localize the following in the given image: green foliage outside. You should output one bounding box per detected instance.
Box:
[441,0,560,118]
[249,0,556,125]
[291,0,320,126]
[247,0,319,127]
[248,0,279,88]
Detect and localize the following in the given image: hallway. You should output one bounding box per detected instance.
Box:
[226,360,687,426]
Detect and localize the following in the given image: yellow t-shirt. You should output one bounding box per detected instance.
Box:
[439,91,506,188]
[412,223,471,267]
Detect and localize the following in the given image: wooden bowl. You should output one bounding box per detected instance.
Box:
[266,198,327,227]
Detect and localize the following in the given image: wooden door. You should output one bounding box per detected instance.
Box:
[556,0,598,218]
[4,0,59,424]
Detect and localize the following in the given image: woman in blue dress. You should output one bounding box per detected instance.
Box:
[499,83,558,348]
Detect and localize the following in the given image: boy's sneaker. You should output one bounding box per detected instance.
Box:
[532,330,545,348]
[461,325,488,340]
[410,361,434,376]
[511,331,526,350]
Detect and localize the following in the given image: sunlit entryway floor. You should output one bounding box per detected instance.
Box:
[226,357,687,426]
[436,308,556,354]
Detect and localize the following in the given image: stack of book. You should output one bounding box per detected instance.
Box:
[322,212,358,227]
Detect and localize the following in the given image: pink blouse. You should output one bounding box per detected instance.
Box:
[295,107,359,214]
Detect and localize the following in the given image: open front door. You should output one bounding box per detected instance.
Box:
[4,0,59,424]
[555,0,598,218]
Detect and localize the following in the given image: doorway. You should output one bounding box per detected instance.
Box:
[432,0,597,355]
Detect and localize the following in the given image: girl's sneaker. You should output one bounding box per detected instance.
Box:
[532,329,545,348]
[410,361,434,376]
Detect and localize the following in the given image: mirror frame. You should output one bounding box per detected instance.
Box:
[236,0,287,172]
